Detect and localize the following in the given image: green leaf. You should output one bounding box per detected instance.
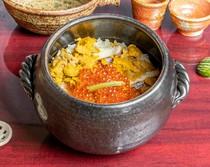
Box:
[87,81,125,92]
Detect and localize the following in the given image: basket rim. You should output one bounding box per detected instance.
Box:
[2,0,97,16]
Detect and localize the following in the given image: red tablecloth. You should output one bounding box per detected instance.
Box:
[0,0,210,166]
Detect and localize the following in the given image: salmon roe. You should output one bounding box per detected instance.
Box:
[67,63,141,104]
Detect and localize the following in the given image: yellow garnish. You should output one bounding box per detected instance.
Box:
[127,44,142,58]
[63,64,82,77]
[87,81,125,92]
[75,36,98,56]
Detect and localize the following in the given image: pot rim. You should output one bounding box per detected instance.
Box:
[40,13,170,109]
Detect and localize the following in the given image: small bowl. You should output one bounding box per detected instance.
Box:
[2,0,120,35]
[19,14,190,155]
[168,0,210,36]
[131,0,170,30]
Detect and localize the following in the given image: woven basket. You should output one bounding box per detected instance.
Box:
[3,0,120,35]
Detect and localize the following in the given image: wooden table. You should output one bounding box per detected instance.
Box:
[0,1,210,166]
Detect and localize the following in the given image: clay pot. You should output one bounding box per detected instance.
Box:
[19,14,190,155]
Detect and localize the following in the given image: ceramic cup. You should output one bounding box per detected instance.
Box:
[168,0,210,37]
[132,0,169,30]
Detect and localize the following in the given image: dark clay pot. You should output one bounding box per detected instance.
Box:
[19,14,190,155]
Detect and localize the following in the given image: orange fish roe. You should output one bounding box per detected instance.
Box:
[67,63,141,104]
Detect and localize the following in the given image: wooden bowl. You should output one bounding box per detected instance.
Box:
[2,0,120,35]
[168,0,210,36]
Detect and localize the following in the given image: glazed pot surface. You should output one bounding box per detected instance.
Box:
[19,14,190,154]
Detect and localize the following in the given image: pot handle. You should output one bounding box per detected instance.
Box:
[97,0,120,6]
[19,54,38,100]
[172,61,190,108]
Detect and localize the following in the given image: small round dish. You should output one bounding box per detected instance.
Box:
[2,0,120,35]
[0,121,12,147]
[168,0,210,36]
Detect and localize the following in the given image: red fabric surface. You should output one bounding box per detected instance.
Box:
[0,0,210,166]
